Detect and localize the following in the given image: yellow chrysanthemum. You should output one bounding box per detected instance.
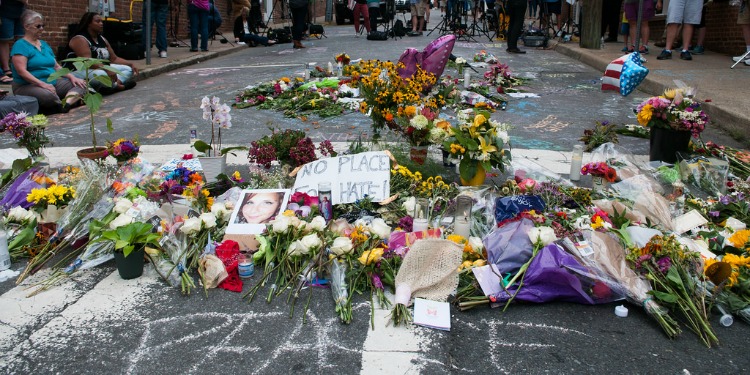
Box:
[663,88,677,99]
[447,234,466,244]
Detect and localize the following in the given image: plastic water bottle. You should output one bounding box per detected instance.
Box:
[569,145,583,181]
[0,224,11,271]
[600,37,605,49]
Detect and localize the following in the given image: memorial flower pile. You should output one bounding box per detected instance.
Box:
[247,128,336,169]
[442,108,512,182]
[0,112,49,158]
[389,105,450,147]
[105,137,140,162]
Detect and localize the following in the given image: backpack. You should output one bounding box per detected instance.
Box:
[367,31,388,41]
[390,20,406,37]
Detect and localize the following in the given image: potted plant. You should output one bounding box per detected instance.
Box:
[0,112,50,162]
[97,222,160,279]
[247,127,337,169]
[441,108,512,186]
[49,57,120,160]
[192,96,246,182]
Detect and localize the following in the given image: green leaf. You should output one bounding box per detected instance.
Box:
[93,74,112,88]
[666,266,684,288]
[47,68,71,82]
[106,118,113,133]
[220,145,249,157]
[650,290,679,304]
[459,157,478,182]
[7,227,36,251]
[85,92,103,114]
[193,140,212,154]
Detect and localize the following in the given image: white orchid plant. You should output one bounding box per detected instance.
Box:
[194,96,245,157]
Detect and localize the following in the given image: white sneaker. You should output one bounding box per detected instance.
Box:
[159,50,168,58]
[237,41,246,45]
[732,53,750,62]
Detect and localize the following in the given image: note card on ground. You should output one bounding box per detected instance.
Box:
[413,298,451,331]
[292,151,391,204]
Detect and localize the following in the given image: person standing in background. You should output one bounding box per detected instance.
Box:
[142,0,169,58]
[367,0,381,32]
[624,0,659,53]
[289,0,309,49]
[352,0,371,35]
[188,0,211,52]
[657,0,702,60]
[1,0,28,84]
[601,0,624,42]
[506,0,527,53]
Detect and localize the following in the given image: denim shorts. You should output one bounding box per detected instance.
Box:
[0,16,25,41]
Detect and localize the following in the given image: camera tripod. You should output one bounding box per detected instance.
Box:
[261,0,293,37]
[167,0,189,47]
[209,2,235,46]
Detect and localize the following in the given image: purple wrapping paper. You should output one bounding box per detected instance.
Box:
[493,243,623,305]
[0,167,42,209]
[484,218,535,276]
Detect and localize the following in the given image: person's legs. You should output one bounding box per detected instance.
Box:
[188,4,200,50]
[291,6,307,47]
[155,4,169,53]
[242,33,271,45]
[506,0,527,51]
[354,4,363,34]
[361,6,371,33]
[199,9,209,51]
[1,15,23,79]
[368,6,380,31]
[411,4,419,32]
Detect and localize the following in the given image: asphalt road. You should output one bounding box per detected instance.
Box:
[2,25,750,374]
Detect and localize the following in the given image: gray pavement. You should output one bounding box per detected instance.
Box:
[2,21,750,375]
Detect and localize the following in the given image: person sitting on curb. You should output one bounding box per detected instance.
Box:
[68,12,139,95]
[11,10,86,114]
[408,0,429,36]
[233,7,277,46]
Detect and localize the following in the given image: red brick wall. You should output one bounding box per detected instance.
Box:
[648,2,745,56]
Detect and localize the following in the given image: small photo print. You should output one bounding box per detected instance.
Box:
[226,189,290,235]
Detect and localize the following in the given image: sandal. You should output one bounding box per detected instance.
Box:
[3,69,11,77]
[0,75,12,84]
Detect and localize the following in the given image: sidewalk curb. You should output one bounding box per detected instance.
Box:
[136,46,246,81]
[555,43,749,147]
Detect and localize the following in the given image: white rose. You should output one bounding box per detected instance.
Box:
[468,236,484,252]
[527,226,557,246]
[211,202,230,221]
[180,217,203,234]
[402,197,417,216]
[109,214,134,230]
[330,236,354,256]
[299,233,322,252]
[287,240,307,256]
[309,216,327,232]
[573,216,591,230]
[291,216,305,229]
[113,198,134,214]
[455,57,466,64]
[271,216,292,233]
[369,218,392,239]
[409,115,429,130]
[200,213,217,229]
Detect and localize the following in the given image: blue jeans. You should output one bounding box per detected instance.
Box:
[188,4,209,51]
[142,3,169,53]
[239,33,270,46]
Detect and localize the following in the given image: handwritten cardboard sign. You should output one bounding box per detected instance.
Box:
[292,151,391,204]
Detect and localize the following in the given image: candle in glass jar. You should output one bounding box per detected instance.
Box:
[412,218,429,233]
[464,70,471,89]
[453,216,471,238]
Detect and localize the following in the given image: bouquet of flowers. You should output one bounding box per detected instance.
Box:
[354,60,441,139]
[335,53,351,66]
[105,137,140,163]
[483,62,525,92]
[628,235,718,347]
[580,161,618,183]
[472,50,497,63]
[247,128,336,169]
[26,184,76,212]
[388,106,450,147]
[636,87,709,137]
[0,112,49,159]
[235,77,302,108]
[441,108,512,183]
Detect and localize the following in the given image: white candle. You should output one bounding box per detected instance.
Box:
[328,62,334,74]
[463,70,471,89]
[454,218,471,238]
[413,218,429,233]
[304,63,310,80]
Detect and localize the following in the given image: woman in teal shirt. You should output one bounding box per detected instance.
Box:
[10,10,86,114]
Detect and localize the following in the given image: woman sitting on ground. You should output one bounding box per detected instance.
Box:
[10,10,86,114]
[68,12,139,94]
[233,6,276,47]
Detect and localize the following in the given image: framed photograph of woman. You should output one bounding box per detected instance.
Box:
[226,189,290,235]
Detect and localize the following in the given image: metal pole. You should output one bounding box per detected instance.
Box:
[634,0,643,52]
[145,0,152,65]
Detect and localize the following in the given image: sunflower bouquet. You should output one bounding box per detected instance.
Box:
[441,108,512,183]
[353,60,440,140]
[636,87,709,138]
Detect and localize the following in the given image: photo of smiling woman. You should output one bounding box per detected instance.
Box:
[235,191,286,224]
